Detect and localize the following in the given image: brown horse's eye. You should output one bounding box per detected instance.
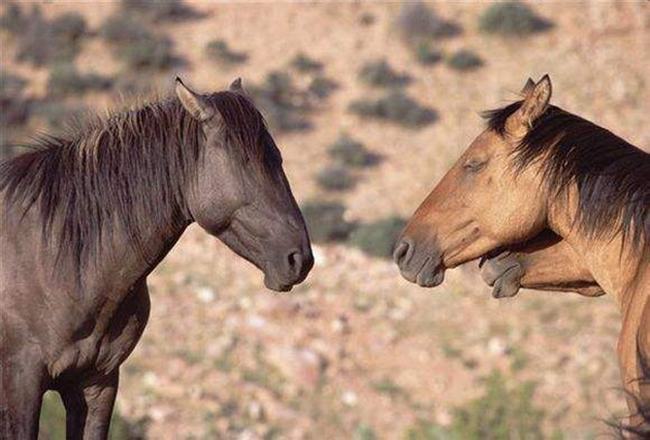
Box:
[463,159,487,173]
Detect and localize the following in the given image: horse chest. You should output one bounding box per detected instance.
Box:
[51,281,151,379]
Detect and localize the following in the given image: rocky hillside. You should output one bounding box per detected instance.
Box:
[1,2,648,439]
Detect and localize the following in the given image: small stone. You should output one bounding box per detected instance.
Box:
[341,390,358,407]
[196,286,216,303]
[247,401,264,421]
[487,337,507,356]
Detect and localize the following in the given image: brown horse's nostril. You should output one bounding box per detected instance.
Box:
[393,239,412,267]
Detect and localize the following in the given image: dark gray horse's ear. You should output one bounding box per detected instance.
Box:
[229,77,243,92]
[175,77,214,122]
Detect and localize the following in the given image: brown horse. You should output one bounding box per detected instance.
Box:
[0,78,313,439]
[479,229,604,298]
[394,75,649,431]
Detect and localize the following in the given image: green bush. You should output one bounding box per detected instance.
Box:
[39,391,147,439]
[291,53,323,73]
[100,13,151,43]
[100,13,179,70]
[403,372,549,439]
[0,3,26,34]
[327,134,380,168]
[348,217,406,259]
[47,65,112,97]
[13,7,87,66]
[121,0,203,23]
[0,71,30,128]
[33,100,88,129]
[308,76,338,99]
[50,12,87,42]
[447,49,483,72]
[301,200,355,243]
[205,40,248,66]
[349,91,437,128]
[249,71,312,132]
[479,2,552,36]
[119,36,176,69]
[359,60,410,88]
[414,42,443,66]
[395,3,460,43]
[451,371,545,439]
[0,71,27,100]
[315,165,357,192]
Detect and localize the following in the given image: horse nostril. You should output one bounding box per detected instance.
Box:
[287,250,303,276]
[393,239,412,266]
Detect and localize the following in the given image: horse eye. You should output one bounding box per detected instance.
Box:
[463,159,487,172]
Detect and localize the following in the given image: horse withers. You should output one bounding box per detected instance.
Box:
[0,78,313,439]
[394,75,649,432]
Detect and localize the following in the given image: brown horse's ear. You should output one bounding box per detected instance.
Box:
[519,78,535,97]
[229,77,243,92]
[175,77,214,122]
[507,75,552,135]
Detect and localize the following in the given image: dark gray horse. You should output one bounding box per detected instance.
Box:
[0,77,313,439]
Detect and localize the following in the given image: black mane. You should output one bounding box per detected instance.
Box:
[0,91,272,267]
[484,101,649,249]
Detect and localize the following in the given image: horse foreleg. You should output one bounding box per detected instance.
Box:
[617,295,650,433]
[60,371,119,440]
[0,351,46,440]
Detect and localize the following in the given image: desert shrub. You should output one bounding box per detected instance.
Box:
[249,71,312,132]
[308,76,338,99]
[348,217,406,259]
[13,7,87,66]
[395,2,460,43]
[403,372,548,439]
[100,13,179,70]
[447,49,483,72]
[291,53,323,73]
[33,100,88,129]
[349,91,437,128]
[39,391,148,439]
[47,65,112,97]
[315,165,357,192]
[50,12,87,42]
[119,36,176,69]
[100,13,150,43]
[479,2,552,36]
[0,71,27,100]
[327,134,380,168]
[301,200,355,243]
[359,60,410,88]
[0,71,30,128]
[354,423,377,440]
[121,0,203,23]
[0,3,26,34]
[404,420,450,440]
[205,40,248,66]
[450,371,545,439]
[414,42,443,66]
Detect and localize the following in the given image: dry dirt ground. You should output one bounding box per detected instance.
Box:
[2,2,649,439]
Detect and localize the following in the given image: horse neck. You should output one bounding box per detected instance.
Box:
[547,186,649,309]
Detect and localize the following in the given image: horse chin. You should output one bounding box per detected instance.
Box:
[414,262,445,288]
[263,274,294,292]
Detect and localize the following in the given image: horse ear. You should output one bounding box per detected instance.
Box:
[175,77,214,122]
[229,77,243,92]
[519,78,535,97]
[507,75,552,135]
